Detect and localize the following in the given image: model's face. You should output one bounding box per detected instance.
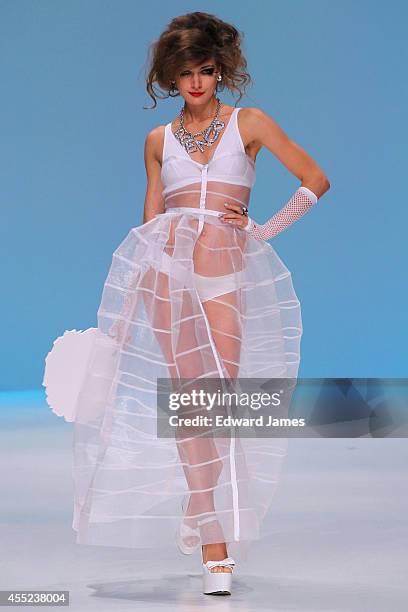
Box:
[174,59,220,106]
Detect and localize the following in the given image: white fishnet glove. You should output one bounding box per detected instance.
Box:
[243,186,318,240]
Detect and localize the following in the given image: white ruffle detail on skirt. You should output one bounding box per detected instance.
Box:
[43,210,302,559]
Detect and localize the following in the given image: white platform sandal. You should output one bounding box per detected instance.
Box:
[176,520,200,555]
[175,496,218,555]
[175,495,200,555]
[175,505,224,556]
[202,556,235,595]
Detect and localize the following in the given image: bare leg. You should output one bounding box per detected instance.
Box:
[199,288,243,572]
[140,230,243,570]
[140,262,224,548]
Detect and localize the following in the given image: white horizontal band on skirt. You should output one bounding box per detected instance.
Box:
[159,206,223,217]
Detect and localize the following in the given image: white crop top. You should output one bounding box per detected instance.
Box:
[161,107,256,213]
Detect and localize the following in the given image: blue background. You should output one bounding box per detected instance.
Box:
[1,0,407,392]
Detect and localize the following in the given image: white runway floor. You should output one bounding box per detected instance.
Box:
[0,392,407,611]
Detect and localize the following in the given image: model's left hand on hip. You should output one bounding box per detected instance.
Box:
[219,202,249,230]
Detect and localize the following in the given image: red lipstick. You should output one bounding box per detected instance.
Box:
[189,92,204,97]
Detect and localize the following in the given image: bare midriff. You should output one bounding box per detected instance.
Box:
[163,181,250,214]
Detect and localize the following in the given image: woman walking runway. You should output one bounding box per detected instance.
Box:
[44,11,329,595]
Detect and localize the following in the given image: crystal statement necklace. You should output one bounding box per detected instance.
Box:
[174,97,225,154]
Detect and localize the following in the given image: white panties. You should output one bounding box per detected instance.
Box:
[158,251,243,302]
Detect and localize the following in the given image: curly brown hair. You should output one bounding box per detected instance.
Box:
[143,12,251,109]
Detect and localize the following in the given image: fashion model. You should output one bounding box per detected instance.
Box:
[43,11,330,596]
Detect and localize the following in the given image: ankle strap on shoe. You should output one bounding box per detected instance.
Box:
[204,557,235,571]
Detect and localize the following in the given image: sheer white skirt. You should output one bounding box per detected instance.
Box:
[159,208,246,303]
[70,207,303,559]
